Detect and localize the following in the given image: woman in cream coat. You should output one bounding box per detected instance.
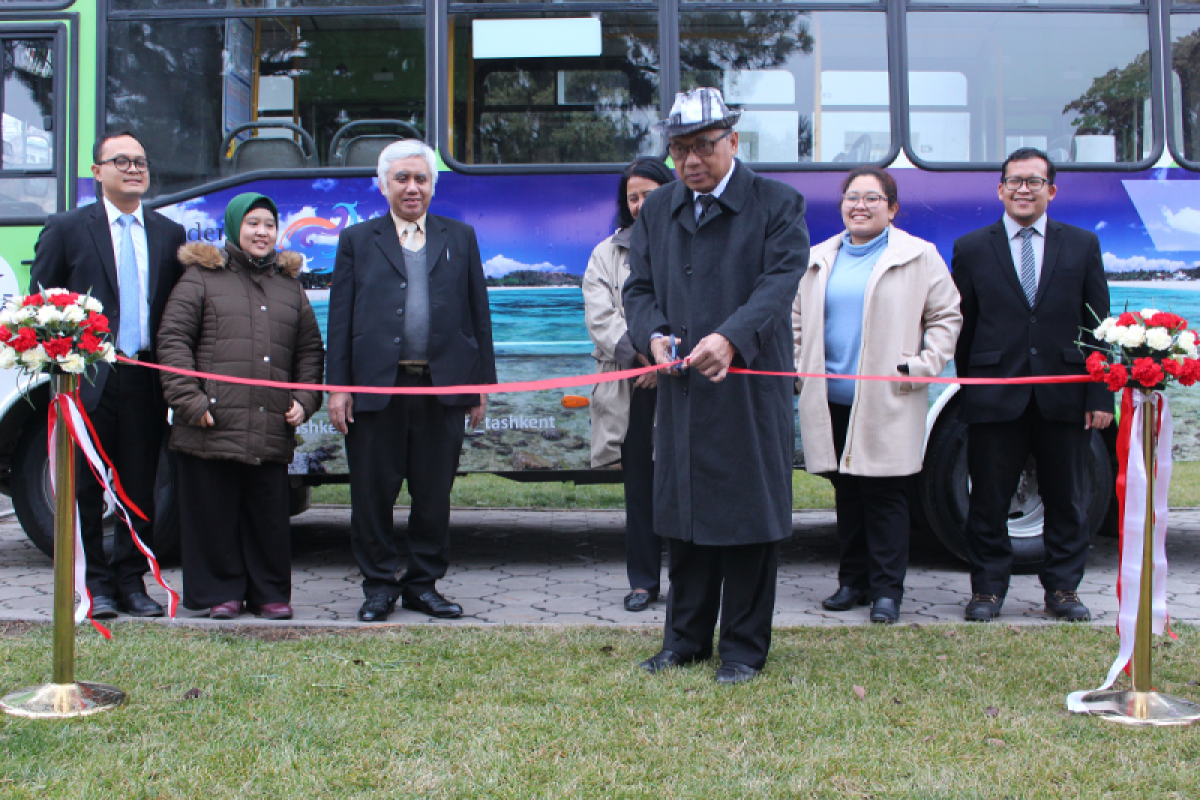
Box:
[793,166,962,623]
[584,157,675,612]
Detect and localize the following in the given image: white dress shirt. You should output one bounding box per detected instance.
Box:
[1003,212,1047,288]
[693,158,737,222]
[102,196,150,351]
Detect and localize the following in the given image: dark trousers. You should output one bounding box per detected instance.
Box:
[622,386,661,594]
[176,454,291,609]
[76,365,164,598]
[965,396,1091,596]
[662,539,779,669]
[345,372,466,599]
[827,403,911,602]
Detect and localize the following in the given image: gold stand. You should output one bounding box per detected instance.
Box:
[1,373,125,719]
[1074,391,1200,726]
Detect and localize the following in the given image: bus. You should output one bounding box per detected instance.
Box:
[0,0,1197,567]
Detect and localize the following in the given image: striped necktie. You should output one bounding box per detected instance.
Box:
[116,214,143,355]
[1017,227,1037,306]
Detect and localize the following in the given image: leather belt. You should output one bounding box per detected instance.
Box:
[400,363,430,376]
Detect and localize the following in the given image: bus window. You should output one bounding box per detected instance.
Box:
[1171,14,1200,165]
[448,12,661,165]
[907,12,1153,165]
[106,13,425,197]
[679,11,890,164]
[0,38,55,219]
[111,0,418,9]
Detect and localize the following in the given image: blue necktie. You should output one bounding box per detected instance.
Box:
[1018,227,1037,306]
[116,214,143,355]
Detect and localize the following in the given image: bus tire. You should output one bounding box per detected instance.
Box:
[918,396,1113,571]
[11,416,181,563]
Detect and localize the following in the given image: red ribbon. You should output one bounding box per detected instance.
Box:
[120,355,1094,394]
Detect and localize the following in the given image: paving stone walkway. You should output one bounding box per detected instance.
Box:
[1,505,1199,628]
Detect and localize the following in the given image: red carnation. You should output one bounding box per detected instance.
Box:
[42,337,72,359]
[1085,351,1109,380]
[1131,357,1165,389]
[0,328,11,343]
[78,330,101,354]
[47,292,79,308]
[21,294,43,307]
[9,328,37,353]
[1116,312,1140,327]
[1181,359,1200,387]
[1145,312,1184,331]
[83,313,109,334]
[1163,358,1184,379]
[1105,362,1128,391]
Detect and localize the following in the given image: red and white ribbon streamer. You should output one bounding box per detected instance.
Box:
[1067,389,1172,711]
[47,390,179,636]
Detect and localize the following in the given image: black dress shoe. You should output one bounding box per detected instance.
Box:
[90,595,120,620]
[715,662,760,685]
[358,595,396,623]
[965,593,1004,622]
[122,592,165,618]
[822,586,870,612]
[1045,590,1091,622]
[623,590,657,612]
[402,590,463,619]
[870,597,900,624]
[638,649,707,674]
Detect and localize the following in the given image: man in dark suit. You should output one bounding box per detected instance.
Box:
[326,139,496,622]
[952,147,1112,623]
[30,131,186,618]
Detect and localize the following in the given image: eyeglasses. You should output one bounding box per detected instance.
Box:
[668,130,732,160]
[843,192,887,207]
[1002,176,1049,192]
[97,156,150,173]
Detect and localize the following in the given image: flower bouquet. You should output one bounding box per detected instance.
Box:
[0,288,115,378]
[1085,309,1200,392]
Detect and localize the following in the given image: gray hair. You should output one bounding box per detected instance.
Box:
[376,139,438,191]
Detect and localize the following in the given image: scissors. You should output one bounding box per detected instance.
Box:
[668,336,688,377]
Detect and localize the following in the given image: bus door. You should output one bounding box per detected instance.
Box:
[0,16,73,298]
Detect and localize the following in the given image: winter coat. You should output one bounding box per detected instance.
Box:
[583,227,643,468]
[623,161,810,545]
[793,227,962,477]
[157,242,325,466]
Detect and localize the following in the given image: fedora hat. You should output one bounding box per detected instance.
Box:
[654,87,742,137]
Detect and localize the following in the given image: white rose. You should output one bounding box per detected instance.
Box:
[20,346,48,369]
[44,288,70,297]
[1118,325,1147,348]
[100,342,116,363]
[57,352,86,374]
[1140,308,1161,319]
[59,305,85,324]
[82,296,103,313]
[1104,325,1124,344]
[1094,318,1115,340]
[1146,328,1174,351]
[0,346,16,370]
[16,307,37,323]
[35,305,62,326]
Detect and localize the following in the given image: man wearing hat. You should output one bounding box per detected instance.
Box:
[624,87,810,684]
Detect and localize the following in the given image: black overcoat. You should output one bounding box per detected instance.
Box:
[623,162,809,545]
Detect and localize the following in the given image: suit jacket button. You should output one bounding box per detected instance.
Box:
[394,337,401,344]
[401,282,407,289]
[1030,315,1036,323]
[1030,347,1037,355]
[397,308,404,316]
[263,356,270,362]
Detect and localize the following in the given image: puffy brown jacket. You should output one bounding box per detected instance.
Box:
[157,242,325,466]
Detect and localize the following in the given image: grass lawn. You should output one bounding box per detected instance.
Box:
[312,462,1200,511]
[1,624,1199,797]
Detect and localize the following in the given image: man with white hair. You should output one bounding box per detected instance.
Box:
[326,139,496,622]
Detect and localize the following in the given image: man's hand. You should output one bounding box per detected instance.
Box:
[285,400,306,427]
[687,333,737,383]
[634,352,658,390]
[196,411,214,428]
[649,335,674,366]
[1086,410,1114,430]
[469,395,488,429]
[329,391,354,434]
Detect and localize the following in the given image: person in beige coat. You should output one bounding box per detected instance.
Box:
[584,157,675,612]
[793,167,961,623]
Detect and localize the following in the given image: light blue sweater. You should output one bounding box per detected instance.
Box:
[824,228,890,406]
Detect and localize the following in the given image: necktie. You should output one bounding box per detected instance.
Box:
[116,214,143,355]
[697,194,717,222]
[400,222,420,252]
[1018,227,1037,306]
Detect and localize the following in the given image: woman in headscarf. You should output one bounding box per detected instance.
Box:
[584,157,676,612]
[158,192,325,620]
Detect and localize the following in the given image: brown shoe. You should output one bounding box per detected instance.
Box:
[249,602,293,620]
[210,600,242,620]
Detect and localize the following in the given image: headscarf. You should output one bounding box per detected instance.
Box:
[223,192,280,271]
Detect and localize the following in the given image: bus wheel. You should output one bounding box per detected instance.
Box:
[11,416,181,563]
[918,396,1112,571]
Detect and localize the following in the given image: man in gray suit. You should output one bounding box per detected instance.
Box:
[326,139,496,622]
